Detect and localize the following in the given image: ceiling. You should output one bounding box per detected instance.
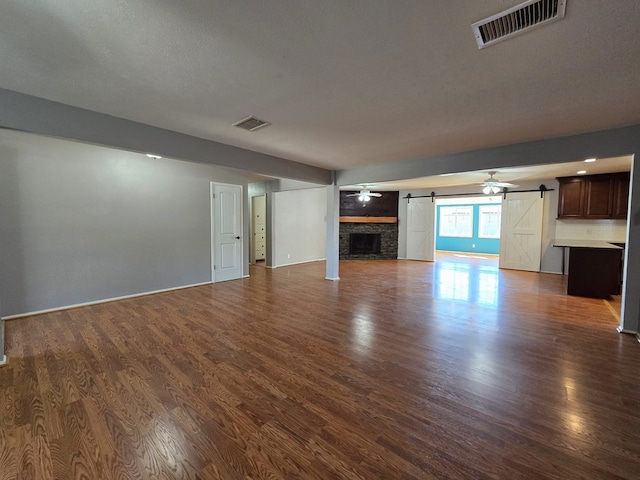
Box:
[1,1,639,175]
[343,155,633,191]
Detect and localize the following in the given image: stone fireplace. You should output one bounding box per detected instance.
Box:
[339,190,399,260]
[339,222,398,259]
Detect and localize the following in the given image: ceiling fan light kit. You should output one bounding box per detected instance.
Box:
[479,171,519,194]
[483,185,502,194]
[347,187,382,204]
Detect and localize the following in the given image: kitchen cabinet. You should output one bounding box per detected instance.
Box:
[557,177,584,218]
[557,172,630,219]
[612,174,630,219]
[553,240,623,299]
[567,247,622,298]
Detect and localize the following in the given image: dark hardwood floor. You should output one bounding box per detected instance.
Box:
[1,254,639,479]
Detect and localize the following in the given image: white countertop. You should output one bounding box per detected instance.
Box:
[552,239,623,249]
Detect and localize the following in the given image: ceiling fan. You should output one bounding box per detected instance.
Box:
[346,186,382,203]
[478,171,519,194]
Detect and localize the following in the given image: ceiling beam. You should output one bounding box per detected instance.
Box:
[336,124,640,186]
[0,88,332,185]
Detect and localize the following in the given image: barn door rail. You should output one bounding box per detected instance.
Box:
[403,185,552,203]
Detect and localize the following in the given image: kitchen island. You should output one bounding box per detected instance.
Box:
[553,239,623,299]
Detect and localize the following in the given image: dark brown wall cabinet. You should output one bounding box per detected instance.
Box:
[557,172,630,219]
[612,175,630,219]
[557,177,584,218]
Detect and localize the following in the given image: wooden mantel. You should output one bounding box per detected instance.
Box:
[339,216,397,223]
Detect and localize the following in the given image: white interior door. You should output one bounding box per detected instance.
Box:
[406,197,435,261]
[212,183,243,282]
[499,191,543,272]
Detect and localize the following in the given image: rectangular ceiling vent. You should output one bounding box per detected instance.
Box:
[232,116,270,131]
[472,0,566,49]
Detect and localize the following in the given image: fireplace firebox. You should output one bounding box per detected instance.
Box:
[349,233,381,255]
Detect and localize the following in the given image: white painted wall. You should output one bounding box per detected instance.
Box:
[272,188,327,267]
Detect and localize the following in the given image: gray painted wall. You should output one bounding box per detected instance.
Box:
[0,130,253,316]
[0,307,4,363]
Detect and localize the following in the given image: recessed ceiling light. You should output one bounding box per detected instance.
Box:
[577,170,587,174]
[146,153,162,159]
[584,158,596,163]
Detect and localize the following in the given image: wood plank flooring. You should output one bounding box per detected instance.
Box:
[1,254,640,479]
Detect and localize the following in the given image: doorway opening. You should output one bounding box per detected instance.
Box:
[251,194,266,266]
[406,191,544,273]
[435,196,502,258]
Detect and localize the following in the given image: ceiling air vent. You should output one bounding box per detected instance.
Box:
[232,116,270,131]
[472,0,566,49]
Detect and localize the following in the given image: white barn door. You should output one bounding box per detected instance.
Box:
[406,198,435,262]
[211,183,243,282]
[499,191,543,272]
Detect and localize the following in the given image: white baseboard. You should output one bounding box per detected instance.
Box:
[540,270,563,275]
[0,355,6,366]
[270,258,325,269]
[1,281,213,320]
[325,277,340,281]
[616,325,637,335]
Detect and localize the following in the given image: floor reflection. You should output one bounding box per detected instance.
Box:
[433,252,500,306]
[351,305,374,353]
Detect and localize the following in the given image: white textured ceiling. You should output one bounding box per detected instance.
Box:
[1,1,640,171]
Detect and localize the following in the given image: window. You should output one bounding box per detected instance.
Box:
[478,205,502,238]
[439,206,472,237]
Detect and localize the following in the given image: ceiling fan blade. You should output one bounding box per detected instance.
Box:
[478,170,519,189]
[346,193,361,196]
[369,192,382,197]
